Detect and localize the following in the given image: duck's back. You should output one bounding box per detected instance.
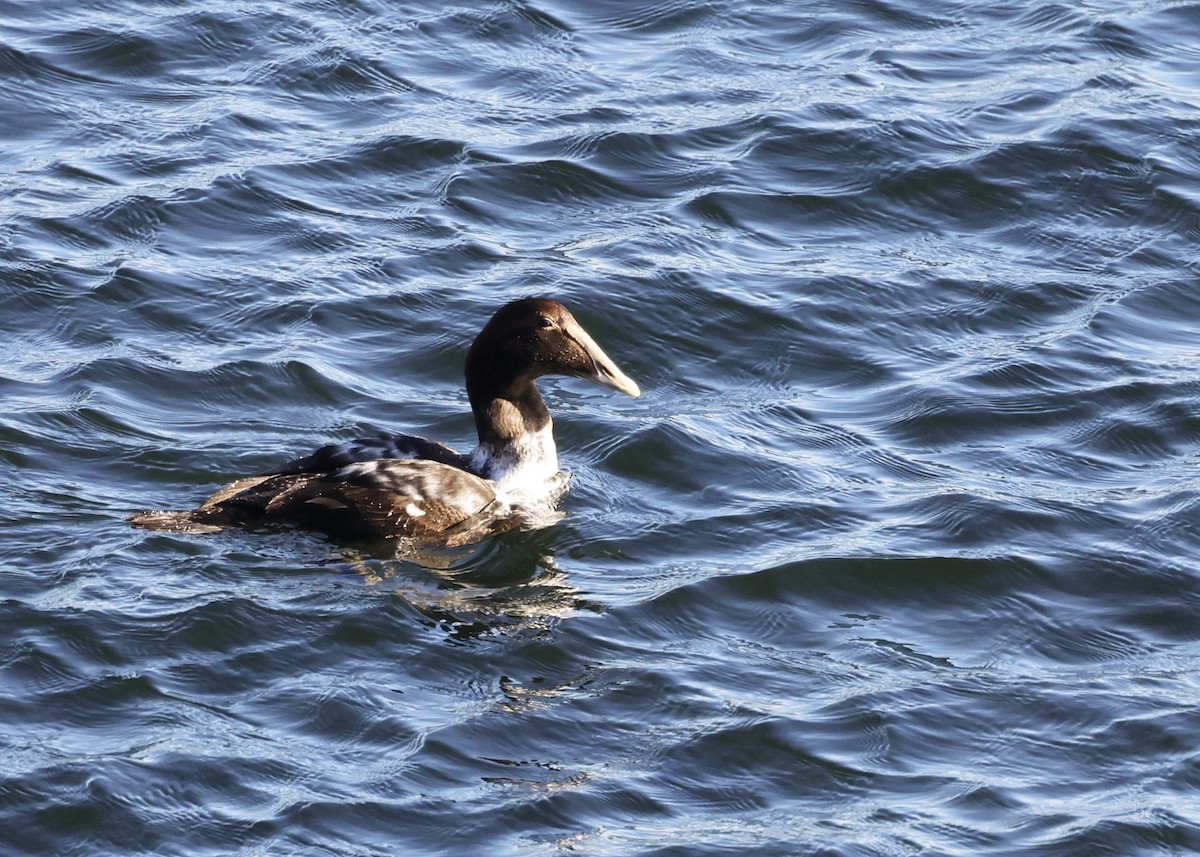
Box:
[269,432,470,475]
[130,434,509,543]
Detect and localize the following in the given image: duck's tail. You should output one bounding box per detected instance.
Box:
[128,475,274,534]
[127,509,229,534]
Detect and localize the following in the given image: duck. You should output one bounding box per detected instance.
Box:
[129,298,641,545]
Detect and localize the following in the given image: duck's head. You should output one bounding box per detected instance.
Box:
[466,298,641,400]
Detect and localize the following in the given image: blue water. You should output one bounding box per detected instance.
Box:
[3,1,1200,854]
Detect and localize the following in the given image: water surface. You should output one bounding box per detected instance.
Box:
[3,1,1200,854]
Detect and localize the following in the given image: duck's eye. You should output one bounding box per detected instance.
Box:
[535,315,554,329]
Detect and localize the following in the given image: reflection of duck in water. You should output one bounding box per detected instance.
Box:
[342,546,584,641]
[131,298,640,545]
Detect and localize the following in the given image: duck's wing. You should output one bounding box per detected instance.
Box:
[190,458,504,541]
[268,432,470,476]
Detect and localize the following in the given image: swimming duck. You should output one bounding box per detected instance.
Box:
[129,298,640,544]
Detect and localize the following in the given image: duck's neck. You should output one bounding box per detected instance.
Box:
[467,376,559,489]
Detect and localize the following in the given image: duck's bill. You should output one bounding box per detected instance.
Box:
[566,320,642,398]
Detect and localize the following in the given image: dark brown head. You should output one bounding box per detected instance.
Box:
[466,298,640,402]
[463,298,640,447]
